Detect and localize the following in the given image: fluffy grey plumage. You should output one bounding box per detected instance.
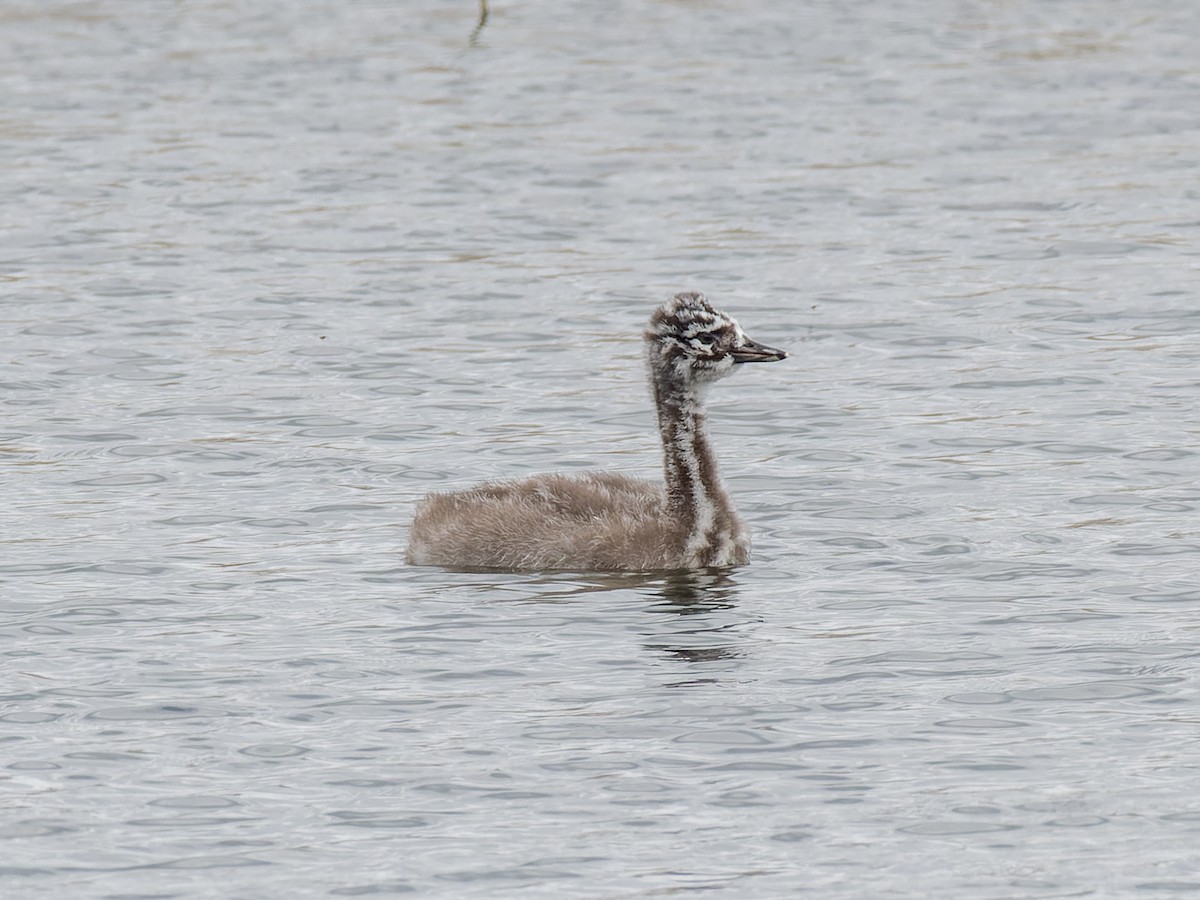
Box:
[406,292,786,571]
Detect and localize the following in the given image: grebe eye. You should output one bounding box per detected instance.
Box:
[695,333,717,347]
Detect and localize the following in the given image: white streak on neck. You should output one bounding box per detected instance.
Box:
[676,392,716,566]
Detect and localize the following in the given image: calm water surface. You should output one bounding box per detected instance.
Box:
[3,1,1200,896]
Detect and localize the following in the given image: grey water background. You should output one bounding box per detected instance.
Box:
[3,0,1200,896]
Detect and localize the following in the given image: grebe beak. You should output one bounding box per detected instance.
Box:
[730,338,787,363]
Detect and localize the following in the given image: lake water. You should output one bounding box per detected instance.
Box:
[3,0,1200,896]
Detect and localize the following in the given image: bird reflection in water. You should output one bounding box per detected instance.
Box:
[644,571,746,669]
[467,570,749,668]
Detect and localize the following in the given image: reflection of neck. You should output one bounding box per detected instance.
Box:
[653,375,739,567]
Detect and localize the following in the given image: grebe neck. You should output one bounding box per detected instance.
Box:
[653,380,741,567]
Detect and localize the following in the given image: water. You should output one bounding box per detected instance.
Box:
[3,0,1200,896]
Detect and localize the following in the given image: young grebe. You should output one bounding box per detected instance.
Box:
[406,292,787,571]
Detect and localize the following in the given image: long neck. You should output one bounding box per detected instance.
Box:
[653,376,742,567]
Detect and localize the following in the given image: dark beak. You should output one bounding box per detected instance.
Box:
[730,338,787,363]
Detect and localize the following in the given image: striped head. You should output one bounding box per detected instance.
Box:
[645,292,787,388]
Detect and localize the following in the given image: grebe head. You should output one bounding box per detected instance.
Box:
[646,292,787,388]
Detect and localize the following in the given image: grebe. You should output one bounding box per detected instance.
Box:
[406,292,787,571]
